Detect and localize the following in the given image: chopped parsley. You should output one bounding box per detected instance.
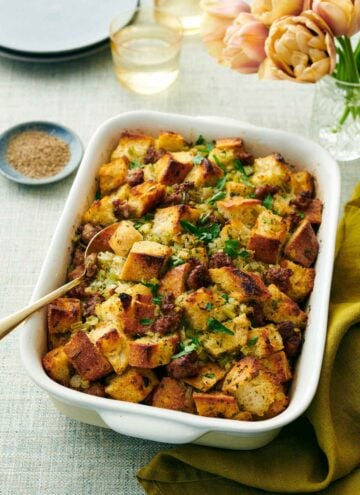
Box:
[247,336,259,346]
[192,153,204,165]
[298,211,306,219]
[171,332,200,359]
[205,302,213,311]
[195,135,206,145]
[169,255,185,267]
[129,160,142,169]
[221,293,229,302]
[153,295,164,305]
[234,159,253,187]
[207,190,226,205]
[224,240,250,260]
[199,212,211,225]
[133,213,154,230]
[180,220,221,244]
[213,154,225,171]
[95,190,101,200]
[140,318,154,326]
[204,373,216,379]
[215,176,227,191]
[207,317,234,335]
[263,194,273,210]
[141,281,159,297]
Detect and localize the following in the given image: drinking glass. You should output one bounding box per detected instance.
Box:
[110,7,183,95]
[155,0,202,35]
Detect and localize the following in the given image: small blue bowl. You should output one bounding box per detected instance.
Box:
[0,121,83,185]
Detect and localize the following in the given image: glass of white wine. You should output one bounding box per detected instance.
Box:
[154,0,202,35]
[110,7,183,95]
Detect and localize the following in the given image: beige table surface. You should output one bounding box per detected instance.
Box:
[0,34,359,495]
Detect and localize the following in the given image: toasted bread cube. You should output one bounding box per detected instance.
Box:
[48,298,81,334]
[217,198,263,227]
[83,195,117,226]
[183,362,226,391]
[159,263,191,298]
[128,333,179,368]
[120,293,155,336]
[180,288,223,331]
[272,194,296,216]
[222,357,288,418]
[185,159,224,187]
[225,181,254,198]
[251,154,291,189]
[248,210,290,264]
[290,170,314,196]
[155,131,187,151]
[105,368,158,402]
[262,284,307,328]
[42,346,73,385]
[242,324,283,358]
[111,132,154,161]
[108,220,143,257]
[98,157,129,195]
[88,324,129,375]
[153,154,193,185]
[280,259,315,302]
[152,205,200,238]
[152,377,194,412]
[215,137,243,150]
[284,219,319,267]
[120,241,171,282]
[261,351,292,383]
[193,392,240,419]
[95,294,123,326]
[303,198,323,226]
[209,267,270,303]
[64,331,112,381]
[202,314,249,357]
[126,180,165,218]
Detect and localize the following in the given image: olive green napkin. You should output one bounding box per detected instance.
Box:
[137,183,360,495]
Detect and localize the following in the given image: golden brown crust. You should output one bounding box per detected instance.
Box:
[284,219,319,267]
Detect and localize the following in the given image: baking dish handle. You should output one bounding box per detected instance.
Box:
[98,410,207,444]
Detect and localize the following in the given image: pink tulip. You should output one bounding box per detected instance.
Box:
[305,0,360,36]
[201,0,250,59]
[251,0,304,26]
[222,13,268,73]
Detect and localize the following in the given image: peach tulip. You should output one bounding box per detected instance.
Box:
[251,0,304,25]
[200,0,250,59]
[259,11,336,82]
[304,0,360,36]
[222,13,268,73]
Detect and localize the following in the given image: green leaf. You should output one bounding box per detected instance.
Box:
[133,213,154,230]
[140,318,154,326]
[247,336,258,346]
[207,318,234,335]
[195,135,205,145]
[213,154,225,171]
[205,302,213,311]
[224,239,240,258]
[221,293,229,302]
[169,255,185,267]
[199,212,211,225]
[263,194,273,210]
[207,190,226,205]
[95,190,101,200]
[171,332,200,359]
[142,281,159,296]
[129,160,142,169]
[239,249,251,260]
[193,153,204,165]
[180,220,220,244]
[298,211,305,219]
[215,176,227,191]
[204,373,216,379]
[234,159,253,187]
[153,295,164,305]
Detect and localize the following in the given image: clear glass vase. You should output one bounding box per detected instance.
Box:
[309,76,360,161]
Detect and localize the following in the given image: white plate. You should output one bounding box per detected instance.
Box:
[0,0,137,54]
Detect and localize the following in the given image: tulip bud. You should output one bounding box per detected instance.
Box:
[222,13,268,73]
[201,0,250,59]
[251,0,304,25]
[307,0,360,37]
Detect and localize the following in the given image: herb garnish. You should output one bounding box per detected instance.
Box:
[192,153,204,165]
[263,194,273,210]
[247,336,259,346]
[298,211,305,219]
[224,240,250,260]
[140,318,154,326]
[171,332,200,359]
[221,293,229,302]
[204,373,216,379]
[133,213,154,230]
[234,159,253,187]
[207,190,226,205]
[207,317,234,335]
[169,255,185,267]
[213,154,226,171]
[205,302,213,311]
[195,135,206,145]
[180,220,221,243]
[129,160,142,169]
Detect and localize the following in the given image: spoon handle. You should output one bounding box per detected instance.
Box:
[0,277,82,341]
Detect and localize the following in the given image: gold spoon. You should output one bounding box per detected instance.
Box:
[0,223,119,341]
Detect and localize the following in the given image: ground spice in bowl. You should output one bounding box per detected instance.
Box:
[6,130,70,178]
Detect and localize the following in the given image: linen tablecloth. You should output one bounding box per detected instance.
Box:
[0,36,359,495]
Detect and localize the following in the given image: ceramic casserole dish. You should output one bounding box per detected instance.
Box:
[20,111,340,449]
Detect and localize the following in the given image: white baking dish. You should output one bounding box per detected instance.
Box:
[20,111,340,449]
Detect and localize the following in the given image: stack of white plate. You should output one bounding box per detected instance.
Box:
[0,0,137,62]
